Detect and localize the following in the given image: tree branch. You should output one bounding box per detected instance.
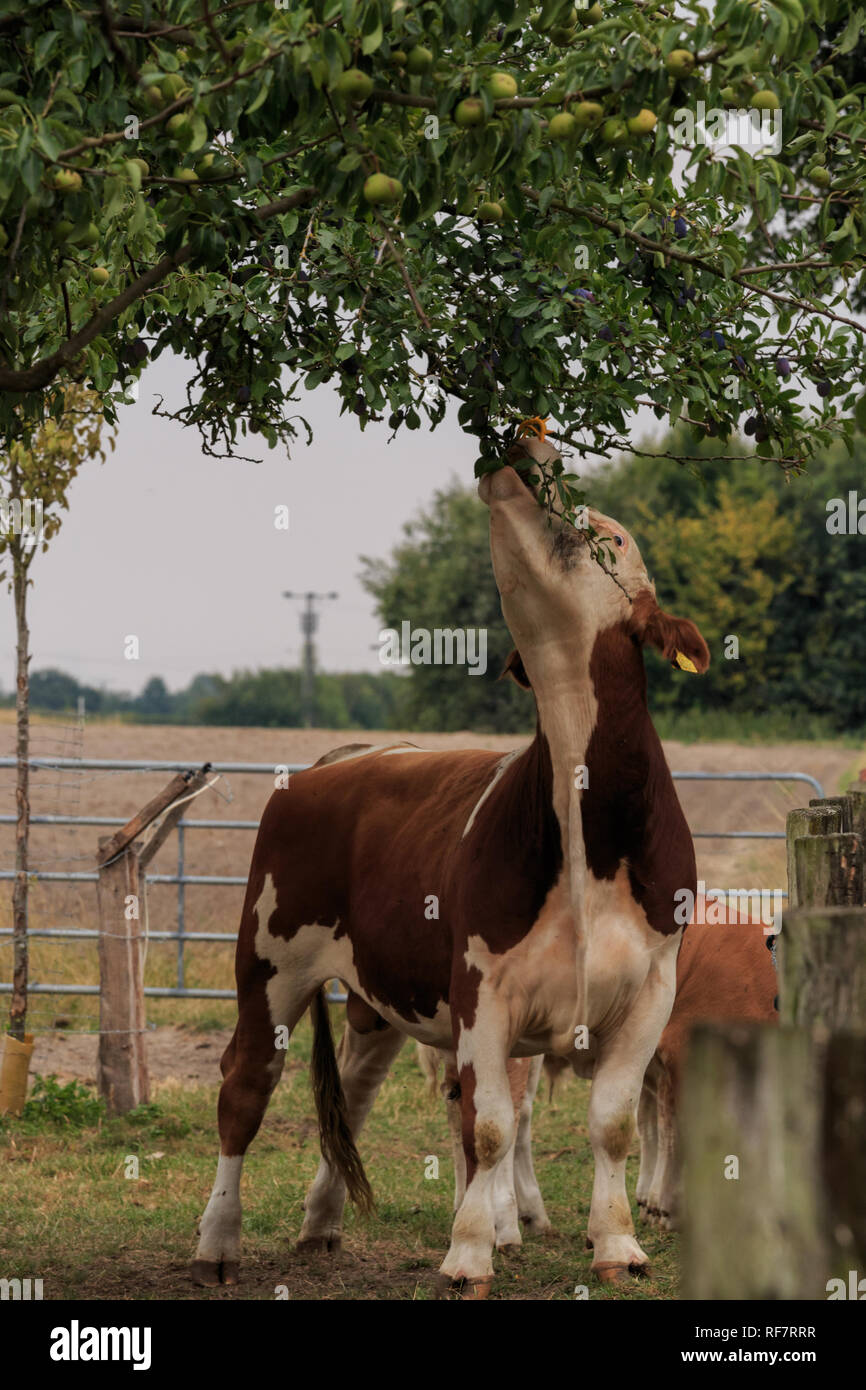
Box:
[0,187,317,392]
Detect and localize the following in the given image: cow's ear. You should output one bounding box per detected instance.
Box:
[499,648,532,688]
[631,590,710,674]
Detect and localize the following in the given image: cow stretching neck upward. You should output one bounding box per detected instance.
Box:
[193,437,709,1295]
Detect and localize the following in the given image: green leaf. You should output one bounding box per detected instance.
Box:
[361,22,384,57]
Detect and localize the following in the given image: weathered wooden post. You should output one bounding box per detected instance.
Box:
[785,806,841,908]
[681,1023,827,1299]
[781,785,866,1278]
[96,836,149,1115]
[683,782,866,1298]
[95,766,211,1115]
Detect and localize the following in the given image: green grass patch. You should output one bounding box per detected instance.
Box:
[0,1018,679,1301]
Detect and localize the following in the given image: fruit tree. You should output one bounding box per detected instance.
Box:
[0,0,864,510]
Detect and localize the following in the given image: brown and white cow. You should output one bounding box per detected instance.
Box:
[192,436,709,1294]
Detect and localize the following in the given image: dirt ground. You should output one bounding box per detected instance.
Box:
[30,1023,234,1085]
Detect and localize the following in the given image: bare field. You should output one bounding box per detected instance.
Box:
[0,717,862,1041]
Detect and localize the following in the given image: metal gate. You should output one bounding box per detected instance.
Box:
[0,757,825,1001]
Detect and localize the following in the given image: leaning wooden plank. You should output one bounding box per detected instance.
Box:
[96,770,194,866]
[138,765,212,870]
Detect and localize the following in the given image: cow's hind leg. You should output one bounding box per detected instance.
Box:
[513,1055,552,1236]
[636,1057,660,1224]
[192,956,315,1287]
[297,1017,405,1253]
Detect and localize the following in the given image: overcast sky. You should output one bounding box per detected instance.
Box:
[0,350,628,696]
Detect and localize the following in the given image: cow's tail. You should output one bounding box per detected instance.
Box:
[309,987,375,1214]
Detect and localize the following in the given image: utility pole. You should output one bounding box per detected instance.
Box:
[282,590,338,728]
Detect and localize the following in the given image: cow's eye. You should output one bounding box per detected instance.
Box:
[613,533,624,547]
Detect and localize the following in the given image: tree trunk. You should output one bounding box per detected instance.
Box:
[9,537,29,1041]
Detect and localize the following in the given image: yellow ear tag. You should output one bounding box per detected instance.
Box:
[674,650,698,673]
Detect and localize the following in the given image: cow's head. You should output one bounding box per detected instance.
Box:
[478,436,709,688]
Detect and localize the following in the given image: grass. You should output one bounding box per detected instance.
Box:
[0,1015,680,1301]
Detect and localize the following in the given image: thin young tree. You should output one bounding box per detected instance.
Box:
[1,387,114,1040]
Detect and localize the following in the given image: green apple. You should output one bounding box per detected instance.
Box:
[406,46,434,74]
[477,200,503,223]
[752,90,780,109]
[720,85,738,104]
[174,166,199,183]
[601,116,629,146]
[53,218,74,243]
[548,112,577,140]
[573,100,604,129]
[333,68,374,103]
[167,113,195,142]
[90,266,110,286]
[454,97,485,127]
[160,73,188,101]
[362,173,403,206]
[70,220,99,247]
[128,157,150,179]
[550,24,577,44]
[810,166,831,188]
[626,108,657,136]
[577,2,603,24]
[665,49,695,79]
[389,50,408,66]
[53,169,83,195]
[487,71,518,99]
[144,85,165,110]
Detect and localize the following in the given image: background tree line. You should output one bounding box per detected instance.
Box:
[5,430,863,739]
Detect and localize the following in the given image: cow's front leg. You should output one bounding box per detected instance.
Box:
[438,1005,516,1297]
[443,1053,535,1250]
[586,966,676,1282]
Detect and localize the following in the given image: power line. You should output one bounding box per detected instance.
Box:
[282,590,338,727]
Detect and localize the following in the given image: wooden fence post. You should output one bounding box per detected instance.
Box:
[792,834,864,909]
[682,781,866,1299]
[785,806,842,908]
[823,1035,866,1273]
[779,907,866,1038]
[784,786,866,1281]
[681,1023,827,1299]
[96,839,149,1115]
[94,765,212,1116]
[809,795,854,833]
